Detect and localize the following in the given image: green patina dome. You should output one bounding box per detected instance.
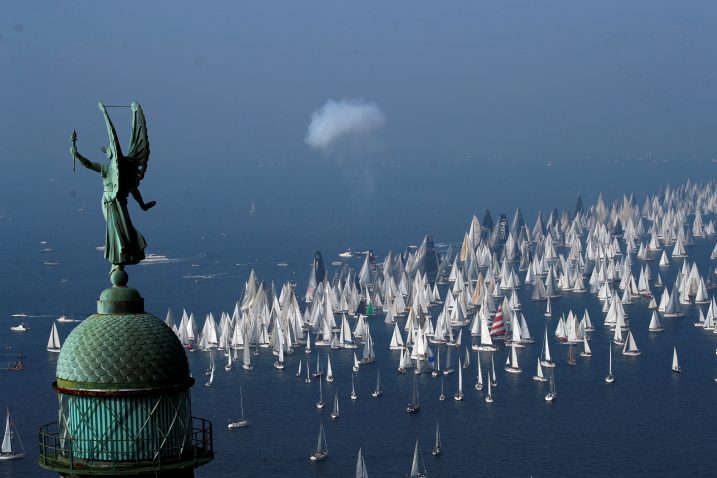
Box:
[56,312,190,391]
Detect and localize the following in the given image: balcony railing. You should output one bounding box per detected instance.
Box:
[38,417,214,475]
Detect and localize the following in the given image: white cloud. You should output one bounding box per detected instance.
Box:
[305,99,386,153]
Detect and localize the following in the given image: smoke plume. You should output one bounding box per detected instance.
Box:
[305,99,386,153]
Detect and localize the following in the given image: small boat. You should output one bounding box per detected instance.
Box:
[579,334,592,358]
[305,363,312,383]
[205,352,215,387]
[273,342,285,370]
[485,377,494,403]
[305,332,312,354]
[567,343,576,366]
[326,355,334,382]
[249,200,256,214]
[454,358,464,400]
[356,447,369,478]
[671,346,681,373]
[408,439,428,478]
[330,392,340,420]
[605,344,615,384]
[474,350,484,390]
[490,355,497,387]
[533,358,548,382]
[504,344,521,373]
[438,376,445,401]
[0,407,25,460]
[622,331,641,356]
[431,422,442,456]
[407,375,420,413]
[56,315,77,324]
[224,344,233,371]
[648,311,664,332]
[352,352,360,372]
[431,348,441,377]
[544,374,557,402]
[227,385,250,428]
[5,357,24,372]
[47,322,61,353]
[311,355,323,380]
[351,373,358,401]
[545,296,552,317]
[10,324,28,332]
[339,248,353,258]
[309,422,328,462]
[316,379,325,409]
[296,359,303,377]
[371,369,383,398]
[540,328,555,368]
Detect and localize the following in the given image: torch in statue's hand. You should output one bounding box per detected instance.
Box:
[71,129,78,172]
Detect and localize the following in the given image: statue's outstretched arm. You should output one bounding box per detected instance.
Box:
[70,146,101,173]
[131,188,156,211]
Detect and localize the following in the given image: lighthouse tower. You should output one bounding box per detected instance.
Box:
[38,272,214,477]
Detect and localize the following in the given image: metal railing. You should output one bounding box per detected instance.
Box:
[38,417,214,475]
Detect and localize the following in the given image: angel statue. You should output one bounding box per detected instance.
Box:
[70,102,156,278]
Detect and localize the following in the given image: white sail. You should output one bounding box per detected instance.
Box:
[1,410,12,454]
[356,447,369,478]
[671,346,680,372]
[47,322,61,352]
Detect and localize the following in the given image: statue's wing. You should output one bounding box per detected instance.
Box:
[98,102,121,200]
[125,102,150,184]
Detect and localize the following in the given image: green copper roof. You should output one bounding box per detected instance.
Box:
[56,312,190,391]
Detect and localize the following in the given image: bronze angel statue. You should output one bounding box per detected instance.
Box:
[70,102,155,276]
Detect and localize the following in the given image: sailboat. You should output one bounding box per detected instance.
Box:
[330,392,340,419]
[567,343,576,366]
[463,347,470,368]
[305,332,312,354]
[309,422,328,461]
[242,337,253,371]
[545,296,552,317]
[356,447,369,478]
[0,408,24,460]
[671,346,681,373]
[504,344,521,373]
[273,336,285,370]
[431,422,442,456]
[351,373,358,401]
[408,439,428,478]
[205,352,215,387]
[474,350,484,390]
[533,358,547,382]
[605,344,615,383]
[454,358,464,400]
[305,362,312,383]
[371,369,383,397]
[622,331,641,356]
[431,348,441,377]
[490,355,497,387]
[648,310,664,332]
[47,322,61,353]
[540,327,555,368]
[249,200,256,214]
[442,347,454,375]
[316,378,325,409]
[579,334,592,357]
[439,376,445,401]
[296,359,302,377]
[544,373,557,401]
[224,343,233,371]
[326,355,334,382]
[352,352,360,372]
[227,385,250,428]
[407,375,420,413]
[311,354,323,380]
[485,376,494,403]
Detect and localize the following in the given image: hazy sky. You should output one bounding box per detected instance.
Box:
[1,1,716,223]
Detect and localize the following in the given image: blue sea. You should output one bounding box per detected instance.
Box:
[1,158,716,477]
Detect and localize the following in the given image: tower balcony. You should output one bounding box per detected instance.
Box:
[38,416,214,476]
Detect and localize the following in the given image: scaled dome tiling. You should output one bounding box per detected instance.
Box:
[57,313,189,387]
